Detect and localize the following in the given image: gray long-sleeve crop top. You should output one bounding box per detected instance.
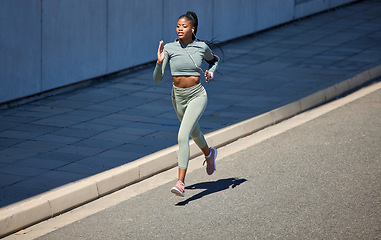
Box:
[153,40,219,83]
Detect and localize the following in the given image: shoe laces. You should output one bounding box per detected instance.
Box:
[176,180,185,191]
[203,149,213,166]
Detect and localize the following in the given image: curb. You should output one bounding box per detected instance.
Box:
[1,65,380,238]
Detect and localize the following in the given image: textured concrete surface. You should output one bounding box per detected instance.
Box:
[0,0,380,210]
[1,1,381,237]
[31,78,381,240]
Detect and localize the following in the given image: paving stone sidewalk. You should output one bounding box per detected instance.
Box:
[0,0,380,208]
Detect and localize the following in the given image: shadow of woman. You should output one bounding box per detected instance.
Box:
[176,177,247,206]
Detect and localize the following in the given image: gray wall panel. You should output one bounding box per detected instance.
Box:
[42,0,107,90]
[108,0,163,73]
[0,0,41,103]
[329,0,355,8]
[295,0,330,19]
[213,0,256,42]
[256,0,295,31]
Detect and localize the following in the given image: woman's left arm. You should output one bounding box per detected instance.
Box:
[204,45,220,82]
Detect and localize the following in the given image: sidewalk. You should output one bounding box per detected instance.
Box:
[25,81,381,240]
[0,0,380,232]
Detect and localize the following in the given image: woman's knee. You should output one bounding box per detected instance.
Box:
[178,131,189,146]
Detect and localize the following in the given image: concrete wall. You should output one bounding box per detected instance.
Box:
[108,0,163,73]
[0,0,357,104]
[42,0,107,90]
[0,0,42,104]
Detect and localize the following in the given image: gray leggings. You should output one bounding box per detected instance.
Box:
[172,83,208,169]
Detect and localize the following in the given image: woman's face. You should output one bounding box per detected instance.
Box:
[176,18,194,43]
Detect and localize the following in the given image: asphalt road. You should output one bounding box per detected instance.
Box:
[15,84,381,239]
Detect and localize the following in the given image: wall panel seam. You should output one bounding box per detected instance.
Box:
[40,0,43,92]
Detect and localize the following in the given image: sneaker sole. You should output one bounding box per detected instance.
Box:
[171,187,184,197]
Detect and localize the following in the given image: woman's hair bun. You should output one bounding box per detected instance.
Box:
[186,11,198,28]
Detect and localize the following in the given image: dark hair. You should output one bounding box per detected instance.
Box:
[178,11,198,40]
[179,11,224,63]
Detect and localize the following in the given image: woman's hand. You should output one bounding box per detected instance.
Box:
[157,40,165,63]
[205,70,213,82]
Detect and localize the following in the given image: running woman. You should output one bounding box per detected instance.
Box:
[153,11,220,197]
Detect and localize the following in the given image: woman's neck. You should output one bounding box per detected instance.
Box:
[179,38,193,45]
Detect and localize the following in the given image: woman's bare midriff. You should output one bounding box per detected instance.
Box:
[173,76,200,88]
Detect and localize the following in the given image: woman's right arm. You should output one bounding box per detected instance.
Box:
[153,41,168,83]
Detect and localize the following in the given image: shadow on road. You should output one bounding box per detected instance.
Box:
[176,177,247,206]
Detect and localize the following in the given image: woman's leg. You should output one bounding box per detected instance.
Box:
[177,132,209,184]
[190,124,210,156]
[177,93,207,172]
[178,168,187,184]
